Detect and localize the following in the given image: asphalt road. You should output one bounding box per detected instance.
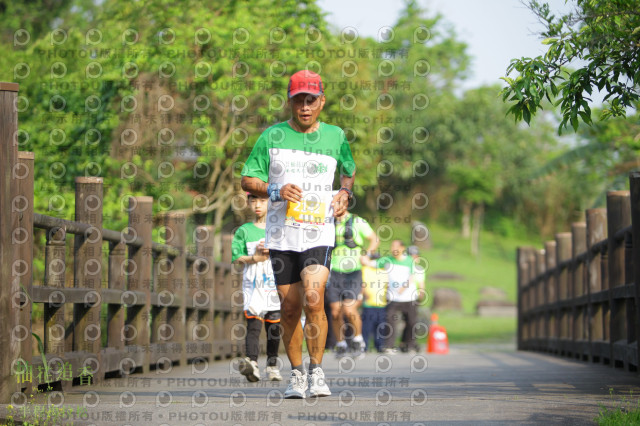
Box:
[3,343,639,425]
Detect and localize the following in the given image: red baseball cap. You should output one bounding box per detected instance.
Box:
[287,70,324,98]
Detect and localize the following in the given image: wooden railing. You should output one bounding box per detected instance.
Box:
[517,173,640,371]
[0,83,242,403]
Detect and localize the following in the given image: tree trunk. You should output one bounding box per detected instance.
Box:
[461,200,471,238]
[471,203,484,257]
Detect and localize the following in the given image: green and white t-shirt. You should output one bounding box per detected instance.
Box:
[375,255,424,303]
[231,223,280,316]
[241,121,355,252]
[331,213,374,273]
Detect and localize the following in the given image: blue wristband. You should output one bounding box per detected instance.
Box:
[267,183,283,202]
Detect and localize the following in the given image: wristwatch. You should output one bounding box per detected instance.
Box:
[339,187,353,201]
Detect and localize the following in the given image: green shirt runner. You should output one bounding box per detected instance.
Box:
[231,223,280,315]
[330,213,375,273]
[375,255,422,303]
[241,121,355,252]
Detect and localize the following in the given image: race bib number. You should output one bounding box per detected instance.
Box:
[285,194,327,229]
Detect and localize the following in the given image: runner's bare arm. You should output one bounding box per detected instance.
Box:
[332,172,355,217]
[241,176,302,202]
[365,231,379,255]
[279,184,302,202]
[241,176,268,197]
[234,254,267,265]
[339,172,355,193]
[360,255,375,268]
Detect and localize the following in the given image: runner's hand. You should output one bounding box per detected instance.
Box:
[332,191,349,217]
[280,183,302,202]
[256,241,269,256]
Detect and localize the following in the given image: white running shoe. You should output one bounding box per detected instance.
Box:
[351,339,366,360]
[334,341,348,359]
[308,367,331,398]
[284,369,308,399]
[239,357,260,382]
[265,366,283,381]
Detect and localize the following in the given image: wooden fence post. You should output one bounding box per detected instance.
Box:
[571,223,587,298]
[606,190,631,368]
[526,249,536,313]
[571,222,587,359]
[14,151,34,394]
[152,246,169,367]
[586,208,607,363]
[196,225,216,361]
[164,212,187,366]
[73,177,104,383]
[535,249,546,342]
[107,240,126,351]
[556,233,572,354]
[544,240,557,350]
[186,238,200,358]
[526,249,536,341]
[517,247,530,350]
[1,81,19,403]
[128,196,152,373]
[44,227,66,354]
[223,234,240,358]
[629,172,640,371]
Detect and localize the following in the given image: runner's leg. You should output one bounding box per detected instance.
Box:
[245,317,262,362]
[405,302,419,351]
[277,282,304,367]
[264,313,281,367]
[330,301,344,341]
[342,298,362,337]
[300,264,330,365]
[385,302,401,350]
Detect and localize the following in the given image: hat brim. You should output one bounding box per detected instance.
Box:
[288,90,323,98]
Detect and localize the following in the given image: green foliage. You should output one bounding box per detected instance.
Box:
[529,110,640,222]
[596,406,640,426]
[1,0,480,234]
[501,0,640,133]
[595,389,640,426]
[0,0,616,247]
[0,0,82,43]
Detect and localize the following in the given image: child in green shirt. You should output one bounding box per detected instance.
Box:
[232,194,282,382]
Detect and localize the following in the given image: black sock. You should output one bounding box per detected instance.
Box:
[292,364,304,374]
[308,363,321,373]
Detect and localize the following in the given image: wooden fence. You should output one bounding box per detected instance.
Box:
[517,173,640,371]
[0,83,242,403]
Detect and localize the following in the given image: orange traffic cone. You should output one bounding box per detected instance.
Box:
[427,313,449,354]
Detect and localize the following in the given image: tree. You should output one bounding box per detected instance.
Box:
[532,109,640,205]
[366,0,470,216]
[2,0,365,233]
[501,0,640,133]
[0,0,86,44]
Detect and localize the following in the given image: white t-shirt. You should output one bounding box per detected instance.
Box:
[242,121,355,252]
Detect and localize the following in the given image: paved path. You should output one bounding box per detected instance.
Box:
[2,343,639,425]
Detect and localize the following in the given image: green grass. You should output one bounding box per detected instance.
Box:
[423,222,539,312]
[596,408,640,426]
[435,313,516,343]
[595,397,640,425]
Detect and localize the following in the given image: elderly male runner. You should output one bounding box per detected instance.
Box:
[241,70,356,398]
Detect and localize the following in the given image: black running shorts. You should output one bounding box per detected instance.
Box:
[269,246,333,285]
[325,269,363,303]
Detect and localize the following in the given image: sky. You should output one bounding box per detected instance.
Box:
[318,0,573,91]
